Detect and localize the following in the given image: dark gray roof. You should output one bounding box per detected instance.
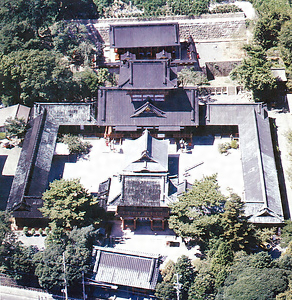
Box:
[118,60,177,89]
[34,102,97,125]
[110,23,179,48]
[97,88,198,127]
[92,246,160,290]
[7,111,58,213]
[124,129,168,173]
[120,175,164,207]
[206,103,284,224]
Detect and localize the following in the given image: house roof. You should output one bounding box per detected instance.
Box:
[118,60,177,89]
[92,246,160,290]
[110,23,179,48]
[7,111,59,212]
[206,103,284,224]
[123,129,169,173]
[0,104,30,127]
[97,88,198,128]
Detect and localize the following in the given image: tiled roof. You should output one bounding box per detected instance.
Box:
[92,246,160,290]
[110,23,179,48]
[206,103,284,224]
[124,129,168,173]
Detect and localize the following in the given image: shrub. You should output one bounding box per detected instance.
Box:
[38,228,43,236]
[230,139,239,149]
[210,4,243,14]
[218,142,231,154]
[4,117,27,138]
[31,228,36,236]
[45,227,50,235]
[60,134,92,156]
[23,226,29,236]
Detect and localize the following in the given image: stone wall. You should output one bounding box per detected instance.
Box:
[91,12,247,44]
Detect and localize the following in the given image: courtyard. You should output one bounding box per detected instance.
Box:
[56,134,244,200]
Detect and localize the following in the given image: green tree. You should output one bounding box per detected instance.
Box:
[175,255,196,300]
[4,117,27,139]
[168,174,226,243]
[178,67,208,87]
[0,49,79,106]
[220,193,257,251]
[155,260,176,300]
[217,252,289,300]
[230,44,277,102]
[60,134,92,155]
[0,211,36,281]
[254,12,290,50]
[34,225,98,293]
[40,179,103,229]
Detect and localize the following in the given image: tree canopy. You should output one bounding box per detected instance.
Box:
[40,179,104,229]
[168,175,257,251]
[230,44,277,102]
[34,225,98,293]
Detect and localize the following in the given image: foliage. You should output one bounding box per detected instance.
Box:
[175,255,196,300]
[169,0,210,17]
[281,220,292,247]
[0,49,79,106]
[217,252,289,300]
[254,11,290,50]
[40,178,103,229]
[210,4,242,14]
[168,174,226,243]
[60,134,92,155]
[51,21,98,66]
[178,67,208,87]
[34,225,100,292]
[230,44,277,102]
[279,20,292,68]
[23,226,29,236]
[0,211,36,280]
[156,257,196,300]
[255,227,277,244]
[220,193,257,251]
[230,139,238,149]
[218,142,231,154]
[4,117,27,138]
[169,175,257,251]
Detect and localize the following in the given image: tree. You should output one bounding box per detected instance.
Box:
[0,211,36,281]
[217,252,289,300]
[254,11,290,50]
[177,67,208,87]
[0,49,79,106]
[34,225,98,293]
[175,255,196,300]
[220,193,257,251]
[155,260,176,300]
[230,44,277,102]
[60,134,92,155]
[4,117,27,139]
[40,179,103,229]
[168,174,226,243]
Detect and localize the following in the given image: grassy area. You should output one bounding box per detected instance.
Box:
[0,132,6,139]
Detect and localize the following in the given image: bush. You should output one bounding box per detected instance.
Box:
[4,117,27,139]
[23,226,29,236]
[45,227,50,235]
[210,4,243,14]
[60,134,92,156]
[31,228,36,236]
[218,142,231,154]
[230,140,239,149]
[38,228,43,236]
